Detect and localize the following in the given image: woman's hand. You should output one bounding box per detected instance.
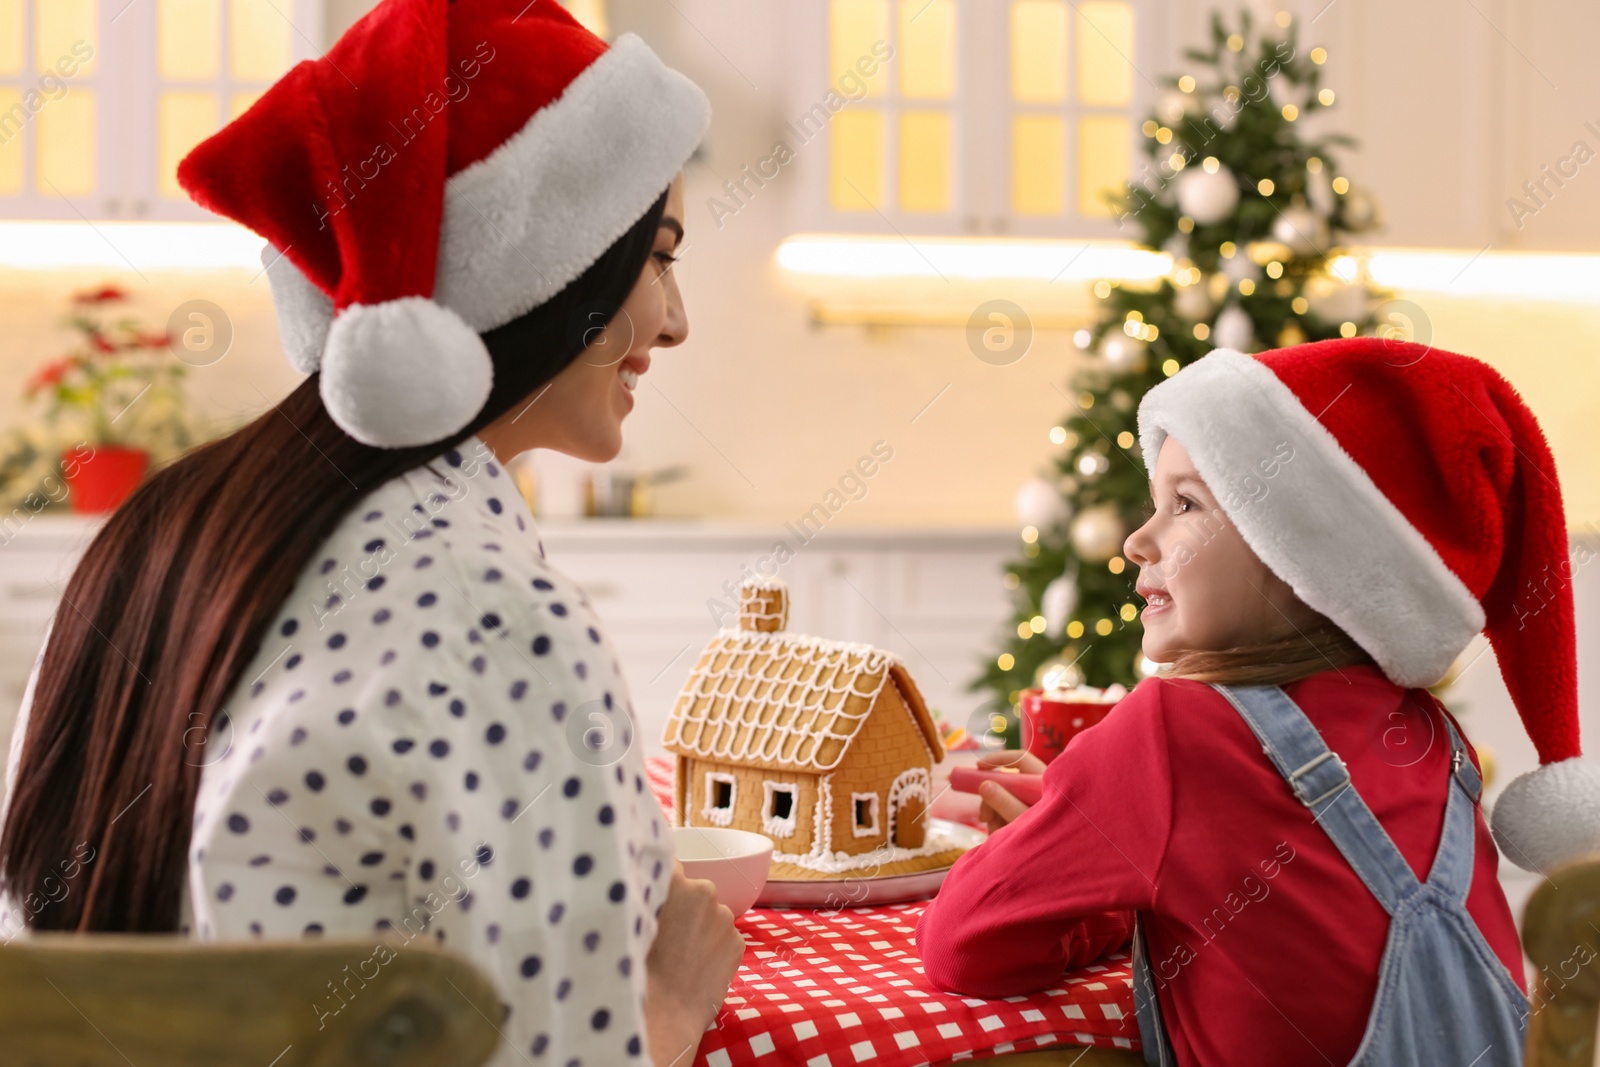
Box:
[975,749,1049,834]
[644,860,746,1066]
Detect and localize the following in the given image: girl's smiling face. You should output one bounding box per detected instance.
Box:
[1124,436,1322,662]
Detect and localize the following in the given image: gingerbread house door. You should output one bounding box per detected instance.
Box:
[887,769,930,849]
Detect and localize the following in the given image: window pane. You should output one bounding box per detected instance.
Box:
[36,89,94,195]
[36,0,97,77]
[1076,0,1133,106]
[230,90,261,119]
[831,107,885,211]
[1011,0,1066,104]
[899,110,950,213]
[0,88,22,193]
[898,0,953,100]
[830,0,887,100]
[159,0,220,80]
[0,0,22,77]
[230,0,291,82]
[1078,114,1131,216]
[1012,113,1064,215]
[159,89,216,198]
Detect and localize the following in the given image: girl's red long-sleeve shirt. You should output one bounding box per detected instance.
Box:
[916,666,1526,1066]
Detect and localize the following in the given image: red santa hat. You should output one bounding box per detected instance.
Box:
[177,0,709,448]
[1137,336,1597,873]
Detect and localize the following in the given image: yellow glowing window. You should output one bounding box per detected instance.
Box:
[899,110,951,213]
[1012,114,1064,215]
[36,0,96,77]
[230,0,291,82]
[159,0,221,81]
[1011,0,1067,104]
[0,0,22,77]
[36,90,94,195]
[159,90,216,198]
[830,0,888,100]
[0,88,22,194]
[230,90,262,120]
[898,0,954,100]
[1076,1,1134,106]
[1078,114,1130,216]
[831,108,885,211]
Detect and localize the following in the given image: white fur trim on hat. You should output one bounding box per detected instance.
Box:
[262,244,333,374]
[319,298,493,449]
[1490,757,1600,872]
[433,32,711,331]
[1136,348,1485,687]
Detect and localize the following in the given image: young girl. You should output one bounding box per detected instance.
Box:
[918,338,1598,1066]
[0,4,743,1065]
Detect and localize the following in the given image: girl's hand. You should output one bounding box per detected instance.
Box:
[975,749,1049,834]
[644,860,746,1066]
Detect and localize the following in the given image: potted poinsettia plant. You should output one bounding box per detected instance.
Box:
[13,285,196,514]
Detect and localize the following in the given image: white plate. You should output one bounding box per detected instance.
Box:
[753,819,985,908]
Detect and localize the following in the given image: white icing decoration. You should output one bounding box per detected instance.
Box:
[850,792,881,838]
[761,780,799,838]
[773,824,964,874]
[701,770,736,827]
[886,767,931,844]
[661,629,906,773]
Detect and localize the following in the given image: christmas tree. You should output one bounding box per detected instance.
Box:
[970,9,1384,745]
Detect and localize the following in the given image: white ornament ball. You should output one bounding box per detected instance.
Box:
[1272,205,1329,256]
[1220,252,1262,284]
[1211,304,1255,351]
[1175,164,1239,226]
[1070,504,1125,563]
[1174,282,1214,321]
[1343,186,1380,230]
[1100,333,1148,373]
[1015,478,1071,532]
[1162,232,1190,262]
[1041,574,1078,638]
[1307,167,1335,216]
[1157,90,1188,126]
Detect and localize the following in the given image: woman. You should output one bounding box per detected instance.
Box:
[0,2,743,1064]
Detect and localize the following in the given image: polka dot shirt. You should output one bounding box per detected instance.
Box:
[179,435,674,1066]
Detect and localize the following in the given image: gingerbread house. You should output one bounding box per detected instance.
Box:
[662,578,954,878]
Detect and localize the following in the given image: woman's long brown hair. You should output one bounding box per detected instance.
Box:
[0,189,671,933]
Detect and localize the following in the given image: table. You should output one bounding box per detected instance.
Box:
[644,758,1142,1066]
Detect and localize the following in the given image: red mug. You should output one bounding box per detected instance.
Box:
[1020,688,1122,764]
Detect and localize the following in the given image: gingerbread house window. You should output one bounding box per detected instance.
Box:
[762,782,798,838]
[851,792,880,838]
[702,772,736,827]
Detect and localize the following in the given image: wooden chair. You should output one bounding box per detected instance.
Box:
[1521,856,1600,1067]
[0,933,502,1067]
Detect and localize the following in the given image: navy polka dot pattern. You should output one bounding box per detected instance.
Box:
[175,436,669,1067]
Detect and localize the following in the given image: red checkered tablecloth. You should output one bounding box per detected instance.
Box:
[644,756,1141,1066]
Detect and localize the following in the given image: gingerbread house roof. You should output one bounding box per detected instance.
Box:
[661,628,945,775]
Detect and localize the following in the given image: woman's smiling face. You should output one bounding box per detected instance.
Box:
[1123,436,1321,662]
[481,173,688,464]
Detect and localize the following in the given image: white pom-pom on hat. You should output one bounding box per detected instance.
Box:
[320,298,493,449]
[1491,757,1600,873]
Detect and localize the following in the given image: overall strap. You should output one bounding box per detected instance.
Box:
[1213,684,1422,916]
[1421,706,1483,903]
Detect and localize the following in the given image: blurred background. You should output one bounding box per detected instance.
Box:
[1,0,1597,920]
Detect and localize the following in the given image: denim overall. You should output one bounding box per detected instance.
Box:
[1130,683,1529,1066]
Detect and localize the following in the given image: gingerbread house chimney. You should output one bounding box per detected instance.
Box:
[738,578,788,633]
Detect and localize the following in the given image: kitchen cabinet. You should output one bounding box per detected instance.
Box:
[0,514,1018,767]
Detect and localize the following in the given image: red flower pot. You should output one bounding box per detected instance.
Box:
[62,445,149,513]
